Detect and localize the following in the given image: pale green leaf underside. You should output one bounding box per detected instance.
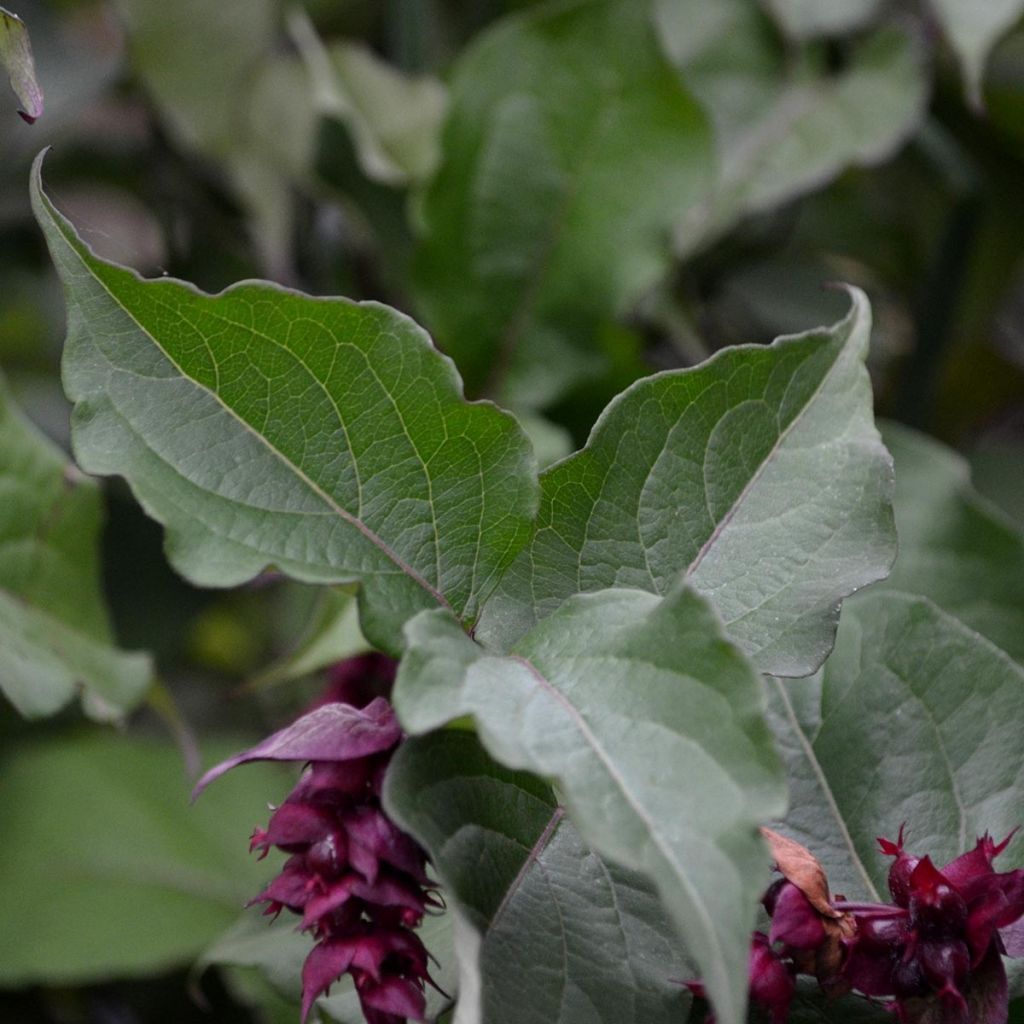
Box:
[413,0,713,407]
[31,153,537,654]
[0,375,151,720]
[766,590,1024,905]
[385,730,691,1024]
[395,585,787,1024]
[0,7,43,121]
[879,421,1024,664]
[478,289,896,678]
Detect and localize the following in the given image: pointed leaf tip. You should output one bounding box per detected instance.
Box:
[1,8,43,123]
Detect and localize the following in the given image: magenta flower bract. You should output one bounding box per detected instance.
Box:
[194,658,440,1024]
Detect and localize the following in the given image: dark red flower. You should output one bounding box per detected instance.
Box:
[194,657,440,1024]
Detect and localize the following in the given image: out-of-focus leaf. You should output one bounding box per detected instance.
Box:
[880,421,1024,664]
[0,372,152,721]
[479,290,896,679]
[766,590,1024,904]
[395,585,786,1024]
[759,0,883,40]
[290,9,446,186]
[929,0,1024,108]
[656,0,928,258]
[32,157,538,655]
[114,0,316,276]
[385,730,692,1024]
[252,587,366,689]
[0,6,42,122]
[413,0,713,409]
[0,732,290,985]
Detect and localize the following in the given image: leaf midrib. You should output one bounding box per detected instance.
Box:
[47,198,454,616]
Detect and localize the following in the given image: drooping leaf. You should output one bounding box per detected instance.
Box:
[0,731,290,985]
[765,590,1024,905]
[385,730,692,1024]
[31,154,538,655]
[758,0,884,40]
[880,421,1024,664]
[655,0,928,258]
[0,6,42,122]
[290,9,446,187]
[395,584,787,1024]
[929,0,1024,108]
[0,371,152,721]
[413,0,713,408]
[477,289,896,678]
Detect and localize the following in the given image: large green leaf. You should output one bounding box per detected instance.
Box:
[655,0,927,258]
[394,585,787,1024]
[766,590,1024,905]
[412,0,712,408]
[0,372,151,720]
[929,0,1024,107]
[31,154,537,655]
[478,290,896,677]
[880,421,1024,664]
[0,732,290,985]
[385,730,691,1024]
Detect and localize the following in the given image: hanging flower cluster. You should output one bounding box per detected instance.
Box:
[193,654,441,1024]
[688,827,1024,1024]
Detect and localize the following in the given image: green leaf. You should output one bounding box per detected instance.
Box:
[880,421,1024,664]
[412,0,713,408]
[31,154,538,655]
[290,9,447,186]
[0,6,42,122]
[655,1,928,258]
[0,731,290,985]
[394,584,787,1024]
[929,0,1024,108]
[385,730,692,1024]
[758,0,883,40]
[478,289,896,678]
[0,372,152,720]
[766,590,1024,904]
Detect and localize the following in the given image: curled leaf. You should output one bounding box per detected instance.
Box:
[761,828,840,919]
[0,7,42,123]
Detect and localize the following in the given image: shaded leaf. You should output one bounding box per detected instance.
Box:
[0,372,152,720]
[413,0,712,408]
[395,585,787,1024]
[0,731,290,985]
[31,154,538,655]
[478,289,896,678]
[766,590,1024,906]
[880,421,1024,664]
[0,6,42,122]
[385,730,691,1024]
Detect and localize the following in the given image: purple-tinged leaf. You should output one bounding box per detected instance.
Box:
[192,697,400,799]
[0,8,42,122]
